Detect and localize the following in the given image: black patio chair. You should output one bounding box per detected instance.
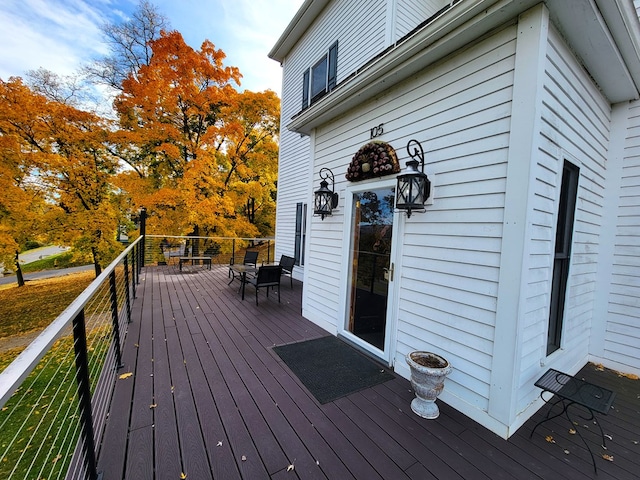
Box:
[244,265,282,305]
[278,255,296,288]
[228,250,259,282]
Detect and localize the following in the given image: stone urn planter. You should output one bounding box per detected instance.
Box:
[406,351,452,419]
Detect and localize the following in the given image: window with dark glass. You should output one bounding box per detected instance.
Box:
[294,203,307,266]
[547,160,579,355]
[311,57,328,100]
[302,41,338,109]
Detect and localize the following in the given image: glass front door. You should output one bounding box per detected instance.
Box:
[347,187,395,351]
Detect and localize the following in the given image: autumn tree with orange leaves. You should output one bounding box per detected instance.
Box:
[0,78,121,277]
[112,31,280,238]
[1,3,280,284]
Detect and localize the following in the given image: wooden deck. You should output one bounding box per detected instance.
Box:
[97,265,640,479]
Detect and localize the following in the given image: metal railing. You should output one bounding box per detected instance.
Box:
[0,234,278,479]
[144,234,275,267]
[0,237,142,480]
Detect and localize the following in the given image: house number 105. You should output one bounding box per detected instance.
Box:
[370,123,384,139]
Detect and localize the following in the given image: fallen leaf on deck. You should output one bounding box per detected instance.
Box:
[149,404,157,409]
[605,434,613,440]
[241,455,247,461]
[216,441,223,447]
[287,464,294,472]
[568,428,576,435]
[119,372,133,380]
[180,473,187,479]
[563,450,570,455]
[602,454,614,462]
[545,436,555,443]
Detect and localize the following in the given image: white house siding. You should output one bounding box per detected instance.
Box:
[393,0,450,41]
[603,100,640,371]
[516,24,611,414]
[274,0,388,268]
[304,25,518,413]
[392,27,517,414]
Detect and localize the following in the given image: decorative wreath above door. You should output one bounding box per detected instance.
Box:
[345,141,400,181]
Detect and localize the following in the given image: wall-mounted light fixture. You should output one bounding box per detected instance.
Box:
[314,167,339,220]
[396,139,431,218]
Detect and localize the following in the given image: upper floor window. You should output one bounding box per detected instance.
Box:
[302,41,338,109]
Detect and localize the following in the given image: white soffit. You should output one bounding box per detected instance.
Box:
[548,0,639,103]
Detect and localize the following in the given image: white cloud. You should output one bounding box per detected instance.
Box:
[0,0,114,79]
[0,0,303,94]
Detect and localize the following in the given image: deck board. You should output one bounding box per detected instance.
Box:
[98,265,640,479]
[96,283,143,479]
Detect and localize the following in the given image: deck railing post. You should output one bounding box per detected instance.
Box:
[135,244,139,284]
[138,236,144,269]
[124,256,132,323]
[72,310,100,480]
[139,208,147,267]
[109,271,124,369]
[232,239,236,264]
[130,250,137,298]
[267,239,271,263]
[371,254,376,294]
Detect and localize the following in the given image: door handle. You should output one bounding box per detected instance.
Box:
[383,263,394,281]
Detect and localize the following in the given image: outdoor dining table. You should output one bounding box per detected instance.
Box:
[228,264,258,300]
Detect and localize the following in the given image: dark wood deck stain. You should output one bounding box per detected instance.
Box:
[97,265,640,479]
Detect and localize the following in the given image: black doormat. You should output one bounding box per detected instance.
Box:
[273,335,395,404]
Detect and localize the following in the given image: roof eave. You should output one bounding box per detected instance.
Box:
[287,0,640,135]
[268,0,331,63]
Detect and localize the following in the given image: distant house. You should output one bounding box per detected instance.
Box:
[269,0,640,438]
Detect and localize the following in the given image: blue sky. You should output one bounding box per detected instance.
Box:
[0,0,303,95]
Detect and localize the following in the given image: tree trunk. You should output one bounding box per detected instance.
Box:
[14,251,25,287]
[91,246,102,276]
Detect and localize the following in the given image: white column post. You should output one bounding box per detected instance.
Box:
[488,4,549,433]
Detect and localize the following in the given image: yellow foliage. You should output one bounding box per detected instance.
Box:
[111,32,279,238]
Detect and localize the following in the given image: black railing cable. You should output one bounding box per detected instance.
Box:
[108,271,124,369]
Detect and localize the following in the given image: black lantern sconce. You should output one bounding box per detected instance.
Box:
[314,167,339,220]
[396,139,431,218]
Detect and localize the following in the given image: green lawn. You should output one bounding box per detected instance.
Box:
[20,251,90,273]
[0,271,94,339]
[0,271,109,479]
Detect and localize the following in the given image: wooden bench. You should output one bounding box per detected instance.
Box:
[178,256,212,271]
[530,368,616,472]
